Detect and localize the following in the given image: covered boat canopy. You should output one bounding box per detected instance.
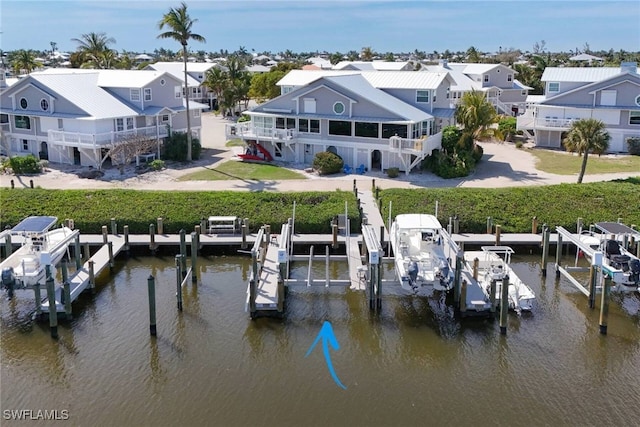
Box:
[394,214,442,230]
[11,216,58,234]
[595,222,640,237]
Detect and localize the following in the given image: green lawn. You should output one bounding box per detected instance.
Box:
[527,148,640,175]
[178,159,307,181]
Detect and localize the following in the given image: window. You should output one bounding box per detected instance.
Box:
[630,111,640,125]
[161,114,170,123]
[144,88,152,102]
[22,140,29,151]
[299,119,319,133]
[328,120,351,136]
[416,90,429,103]
[40,99,49,111]
[116,118,124,132]
[446,88,450,99]
[160,79,166,86]
[636,95,640,107]
[1,114,8,124]
[14,115,31,129]
[548,82,560,92]
[126,117,134,130]
[333,102,345,115]
[175,86,182,99]
[483,75,489,83]
[275,142,282,158]
[355,122,379,138]
[382,123,407,139]
[130,89,141,101]
[276,117,295,129]
[57,118,63,129]
[20,98,28,109]
[433,91,437,103]
[507,74,513,82]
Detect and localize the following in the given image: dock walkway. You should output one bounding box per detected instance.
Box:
[41,237,126,313]
[254,240,280,310]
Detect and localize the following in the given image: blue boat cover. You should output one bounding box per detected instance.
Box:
[11,216,58,234]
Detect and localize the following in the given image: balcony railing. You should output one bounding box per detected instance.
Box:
[517,115,578,130]
[226,123,297,141]
[48,125,170,147]
[389,132,442,154]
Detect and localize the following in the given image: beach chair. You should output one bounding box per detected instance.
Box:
[356,164,366,174]
[343,164,353,174]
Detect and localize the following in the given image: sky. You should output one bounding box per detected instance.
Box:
[1,1,639,56]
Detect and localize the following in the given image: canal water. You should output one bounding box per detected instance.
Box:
[1,253,639,426]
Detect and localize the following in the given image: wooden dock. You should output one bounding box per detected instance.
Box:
[253,241,280,310]
[41,237,126,313]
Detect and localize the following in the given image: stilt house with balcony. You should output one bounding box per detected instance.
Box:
[0,68,206,167]
[226,70,457,174]
[517,62,640,152]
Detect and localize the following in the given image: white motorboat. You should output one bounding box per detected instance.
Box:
[578,222,640,288]
[464,246,535,313]
[389,214,455,292]
[1,216,75,290]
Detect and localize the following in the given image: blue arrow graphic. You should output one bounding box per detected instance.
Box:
[305,321,347,389]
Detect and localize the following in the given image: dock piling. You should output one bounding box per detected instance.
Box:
[102,225,108,244]
[88,260,95,294]
[499,275,510,335]
[554,232,563,278]
[453,215,460,234]
[325,246,330,287]
[532,216,538,234]
[249,279,256,318]
[486,217,492,234]
[108,242,114,272]
[453,252,462,307]
[179,229,187,277]
[124,225,130,253]
[490,279,497,313]
[241,218,248,249]
[72,233,80,266]
[83,242,90,264]
[61,259,68,284]
[175,255,183,311]
[331,218,338,249]
[459,280,467,313]
[599,275,611,335]
[541,224,550,277]
[110,218,117,236]
[307,245,314,286]
[191,231,198,282]
[64,281,72,318]
[577,217,583,234]
[473,258,479,281]
[149,224,156,253]
[495,225,501,246]
[45,267,58,339]
[157,217,164,235]
[588,263,598,309]
[147,275,157,336]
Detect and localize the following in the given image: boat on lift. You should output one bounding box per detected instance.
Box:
[1,216,76,292]
[578,222,640,288]
[464,246,535,313]
[389,214,455,292]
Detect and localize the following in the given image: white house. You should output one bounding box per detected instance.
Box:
[517,62,640,152]
[0,68,206,167]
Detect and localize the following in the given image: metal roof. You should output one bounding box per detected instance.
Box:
[541,67,624,82]
[325,74,433,122]
[332,61,411,71]
[96,69,169,88]
[278,69,449,90]
[11,216,58,234]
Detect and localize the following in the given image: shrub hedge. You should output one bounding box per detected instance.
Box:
[8,155,42,174]
[0,189,360,235]
[379,179,640,233]
[312,151,344,175]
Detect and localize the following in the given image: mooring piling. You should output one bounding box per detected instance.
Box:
[175,255,183,311]
[101,225,108,244]
[149,224,156,253]
[241,218,248,249]
[4,232,12,258]
[63,281,72,318]
[88,260,95,294]
[179,229,187,277]
[599,275,611,335]
[157,217,164,235]
[191,231,198,282]
[532,216,538,234]
[495,225,502,246]
[490,279,497,314]
[34,282,42,317]
[486,217,493,234]
[555,232,563,278]
[83,242,90,263]
[110,218,117,236]
[499,275,510,335]
[61,259,68,284]
[588,262,598,309]
[45,266,58,339]
[147,275,157,336]
[459,280,467,313]
[541,224,550,277]
[124,225,130,253]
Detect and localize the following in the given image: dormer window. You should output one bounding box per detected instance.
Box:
[40,99,49,111]
[144,88,152,102]
[20,98,28,109]
[333,101,345,115]
[548,82,560,93]
[507,74,513,82]
[416,90,429,103]
[483,75,489,83]
[130,89,141,101]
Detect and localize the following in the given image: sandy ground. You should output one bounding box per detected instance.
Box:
[1,113,637,192]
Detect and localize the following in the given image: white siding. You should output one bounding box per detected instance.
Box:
[592,109,620,125]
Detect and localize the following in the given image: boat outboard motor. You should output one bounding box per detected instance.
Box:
[629,259,640,284]
[408,261,419,289]
[2,267,16,299]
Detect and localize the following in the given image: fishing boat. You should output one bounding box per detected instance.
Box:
[464,246,535,313]
[578,222,640,288]
[1,216,75,291]
[389,214,455,292]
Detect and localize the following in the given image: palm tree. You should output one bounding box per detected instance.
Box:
[563,118,610,183]
[158,1,206,162]
[466,46,481,63]
[11,49,39,74]
[71,32,116,68]
[455,90,498,140]
[360,46,374,61]
[203,67,229,110]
